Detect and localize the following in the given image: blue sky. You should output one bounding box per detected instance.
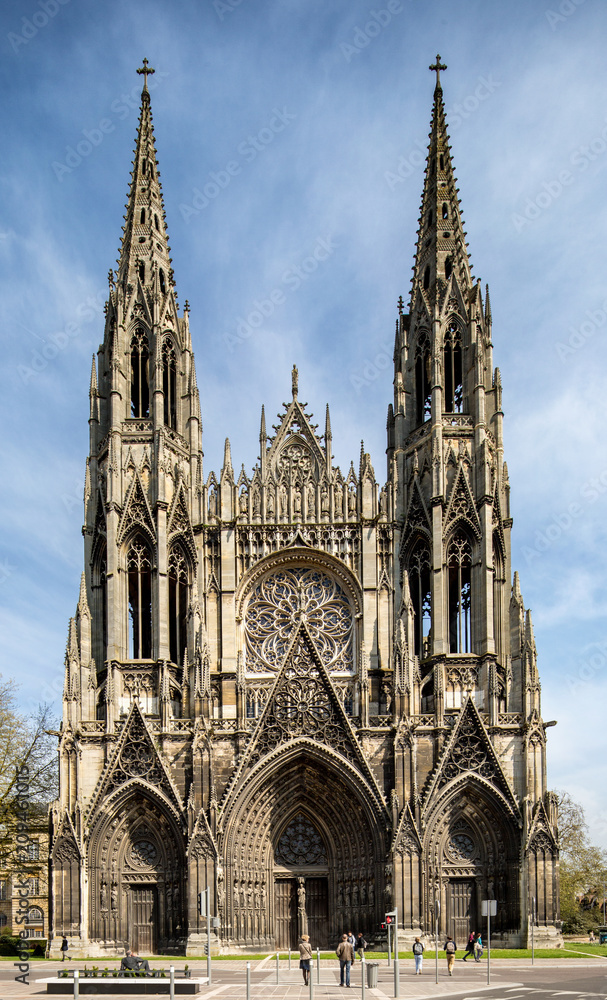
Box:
[1,0,606,846]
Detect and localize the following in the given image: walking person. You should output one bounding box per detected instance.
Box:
[462,929,475,961]
[60,937,69,962]
[474,932,483,962]
[412,936,424,975]
[356,932,367,961]
[336,933,354,987]
[299,934,312,986]
[443,935,457,975]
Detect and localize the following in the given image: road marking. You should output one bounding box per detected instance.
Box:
[196,986,230,999]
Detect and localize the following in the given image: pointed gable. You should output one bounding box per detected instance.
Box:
[87,702,183,819]
[443,462,481,539]
[391,802,422,855]
[118,471,156,544]
[422,696,519,820]
[224,622,386,816]
[403,475,432,542]
[167,478,196,561]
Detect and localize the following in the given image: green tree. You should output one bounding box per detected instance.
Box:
[557,791,607,933]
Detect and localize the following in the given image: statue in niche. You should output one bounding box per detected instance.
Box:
[306,482,315,516]
[111,881,118,910]
[348,486,356,515]
[100,879,107,910]
[321,486,329,515]
[334,482,343,516]
[337,882,344,907]
[266,489,275,518]
[240,881,247,908]
[368,880,375,905]
[344,882,351,907]
[294,487,302,516]
[360,882,367,906]
[254,882,260,908]
[279,485,287,516]
[234,879,239,905]
[217,873,225,913]
[379,487,388,516]
[352,882,359,906]
[252,488,261,516]
[261,881,267,908]
[208,487,217,516]
[239,488,248,515]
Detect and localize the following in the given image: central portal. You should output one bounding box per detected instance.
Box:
[273,877,329,949]
[129,885,158,954]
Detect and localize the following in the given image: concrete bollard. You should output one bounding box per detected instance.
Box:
[170,964,175,1000]
[73,969,79,1000]
[246,960,251,1000]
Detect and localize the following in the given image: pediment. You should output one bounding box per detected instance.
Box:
[443,462,481,539]
[117,471,156,544]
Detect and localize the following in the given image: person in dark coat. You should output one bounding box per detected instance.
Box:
[462,930,475,961]
[60,937,69,962]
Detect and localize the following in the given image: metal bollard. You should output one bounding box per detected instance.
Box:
[309,960,314,999]
[361,954,365,1000]
[289,947,292,970]
[170,964,175,1000]
[73,969,79,1000]
[246,960,251,1000]
[276,950,279,984]
[316,946,320,984]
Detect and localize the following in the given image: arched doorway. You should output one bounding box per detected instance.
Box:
[88,788,186,953]
[220,745,385,950]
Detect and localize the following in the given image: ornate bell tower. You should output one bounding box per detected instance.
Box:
[386,56,560,946]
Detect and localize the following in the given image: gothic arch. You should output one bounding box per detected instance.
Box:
[88,783,186,952]
[422,775,520,936]
[219,741,385,946]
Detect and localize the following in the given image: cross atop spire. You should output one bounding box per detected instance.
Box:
[429,53,447,88]
[137,58,155,91]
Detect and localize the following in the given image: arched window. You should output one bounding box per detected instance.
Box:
[140,208,145,224]
[443,320,463,413]
[445,257,452,280]
[163,338,177,429]
[127,537,152,659]
[168,547,188,665]
[423,265,430,290]
[439,154,445,171]
[159,268,166,295]
[154,214,160,231]
[138,262,145,284]
[130,329,150,418]
[408,541,431,658]
[447,532,472,653]
[26,907,43,937]
[442,202,448,219]
[415,336,432,424]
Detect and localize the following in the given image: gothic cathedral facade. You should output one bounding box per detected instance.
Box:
[50,62,560,956]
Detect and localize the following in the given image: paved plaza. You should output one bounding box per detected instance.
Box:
[1,956,606,1000]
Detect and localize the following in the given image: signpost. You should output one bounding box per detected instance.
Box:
[197,887,212,985]
[482,899,497,985]
[385,910,399,998]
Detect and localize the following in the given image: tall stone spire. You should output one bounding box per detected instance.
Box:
[410,56,472,309]
[116,60,174,301]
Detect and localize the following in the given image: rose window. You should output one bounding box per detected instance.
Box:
[448,832,476,862]
[245,568,353,672]
[275,814,327,866]
[129,839,158,868]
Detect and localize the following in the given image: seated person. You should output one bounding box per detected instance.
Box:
[131,949,151,973]
[120,951,139,971]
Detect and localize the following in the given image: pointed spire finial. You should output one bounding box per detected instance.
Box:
[429,53,447,88]
[137,58,155,92]
[397,295,404,315]
[291,364,298,399]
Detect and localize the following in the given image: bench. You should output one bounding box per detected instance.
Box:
[37,975,208,995]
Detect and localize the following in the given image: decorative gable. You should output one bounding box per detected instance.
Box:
[443,462,481,539]
[117,472,156,544]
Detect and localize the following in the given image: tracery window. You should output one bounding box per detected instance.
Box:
[127,537,152,659]
[447,532,472,654]
[408,541,431,658]
[130,329,150,418]
[163,338,177,429]
[443,320,463,413]
[415,336,432,424]
[168,546,188,666]
[275,814,327,866]
[245,567,353,673]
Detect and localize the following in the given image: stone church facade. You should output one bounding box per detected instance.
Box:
[49,61,560,956]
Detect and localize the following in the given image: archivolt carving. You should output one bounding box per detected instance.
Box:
[245,567,353,673]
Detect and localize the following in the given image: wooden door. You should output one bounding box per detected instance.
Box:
[447,880,475,947]
[274,879,297,949]
[305,877,329,949]
[131,886,157,954]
